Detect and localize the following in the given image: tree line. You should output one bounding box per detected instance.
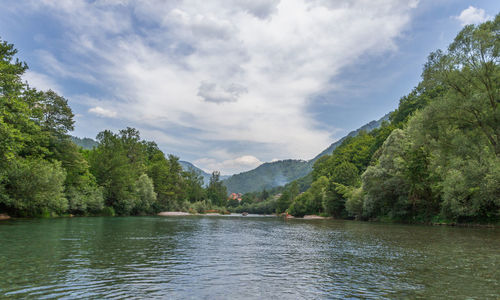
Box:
[0,39,228,217]
[267,15,499,223]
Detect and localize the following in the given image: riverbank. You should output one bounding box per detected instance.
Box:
[157,211,233,217]
[0,214,11,220]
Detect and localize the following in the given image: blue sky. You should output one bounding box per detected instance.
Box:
[1,0,498,174]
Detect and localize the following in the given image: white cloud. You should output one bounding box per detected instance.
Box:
[19,0,418,173]
[88,106,117,118]
[195,155,263,175]
[22,70,62,93]
[456,6,491,26]
[197,81,248,103]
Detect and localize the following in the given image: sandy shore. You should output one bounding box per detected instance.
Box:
[157,211,229,216]
[0,213,11,220]
[303,215,330,219]
[157,212,192,216]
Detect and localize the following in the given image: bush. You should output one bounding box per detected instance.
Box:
[1,158,67,217]
[100,206,116,216]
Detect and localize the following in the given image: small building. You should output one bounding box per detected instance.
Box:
[229,193,243,202]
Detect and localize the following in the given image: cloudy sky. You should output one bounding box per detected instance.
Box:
[1,0,498,174]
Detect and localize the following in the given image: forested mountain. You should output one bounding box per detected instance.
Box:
[178,161,229,186]
[223,159,310,193]
[311,113,390,163]
[223,114,388,193]
[1,14,498,224]
[71,136,98,149]
[277,15,500,223]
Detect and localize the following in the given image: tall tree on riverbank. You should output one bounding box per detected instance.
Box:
[206,171,227,206]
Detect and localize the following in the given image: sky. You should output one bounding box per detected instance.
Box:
[1,0,498,175]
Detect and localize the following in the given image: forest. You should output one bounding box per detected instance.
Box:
[251,14,499,224]
[0,40,228,217]
[1,15,499,223]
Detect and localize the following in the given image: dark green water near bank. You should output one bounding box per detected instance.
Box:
[0,216,499,299]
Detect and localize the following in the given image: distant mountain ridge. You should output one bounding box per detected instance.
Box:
[70,136,99,149]
[222,159,310,194]
[311,113,389,162]
[179,160,230,186]
[69,113,388,193]
[70,135,213,185]
[223,113,389,194]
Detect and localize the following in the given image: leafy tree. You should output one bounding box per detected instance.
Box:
[133,173,157,215]
[276,190,292,214]
[361,129,411,219]
[89,130,139,215]
[183,169,206,203]
[288,192,310,217]
[0,39,40,164]
[322,160,359,217]
[1,158,67,217]
[206,171,227,206]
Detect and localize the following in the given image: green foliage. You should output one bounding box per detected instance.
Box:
[359,15,500,223]
[1,158,67,217]
[0,39,41,165]
[292,15,500,224]
[0,38,210,218]
[232,198,277,215]
[345,187,364,219]
[206,171,228,206]
[66,184,104,215]
[71,136,98,149]
[133,174,157,215]
[288,193,310,217]
[100,206,116,217]
[223,159,311,194]
[183,169,206,203]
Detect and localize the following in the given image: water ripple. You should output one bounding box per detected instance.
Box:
[1,216,499,299]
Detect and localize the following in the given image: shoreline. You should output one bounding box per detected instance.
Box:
[2,212,497,228]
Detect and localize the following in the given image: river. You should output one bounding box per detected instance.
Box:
[0,215,499,299]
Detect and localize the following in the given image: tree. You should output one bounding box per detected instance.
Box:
[133,174,157,215]
[89,130,139,215]
[276,190,292,214]
[1,158,67,217]
[322,160,359,217]
[0,39,41,164]
[422,15,500,155]
[183,169,206,203]
[206,171,227,206]
[31,90,74,137]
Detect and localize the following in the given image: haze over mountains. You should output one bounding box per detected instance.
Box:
[71,113,388,193]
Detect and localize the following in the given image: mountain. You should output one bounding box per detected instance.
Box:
[223,113,389,194]
[179,161,210,185]
[69,114,388,193]
[179,161,230,186]
[310,113,390,162]
[70,136,214,185]
[71,136,99,149]
[223,159,310,194]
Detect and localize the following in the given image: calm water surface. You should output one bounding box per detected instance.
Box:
[0,216,499,299]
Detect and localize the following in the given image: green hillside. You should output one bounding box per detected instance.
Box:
[223,114,388,194]
[179,161,229,186]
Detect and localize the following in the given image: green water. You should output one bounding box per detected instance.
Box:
[0,216,499,299]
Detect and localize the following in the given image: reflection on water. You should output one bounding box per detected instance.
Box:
[1,216,499,299]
